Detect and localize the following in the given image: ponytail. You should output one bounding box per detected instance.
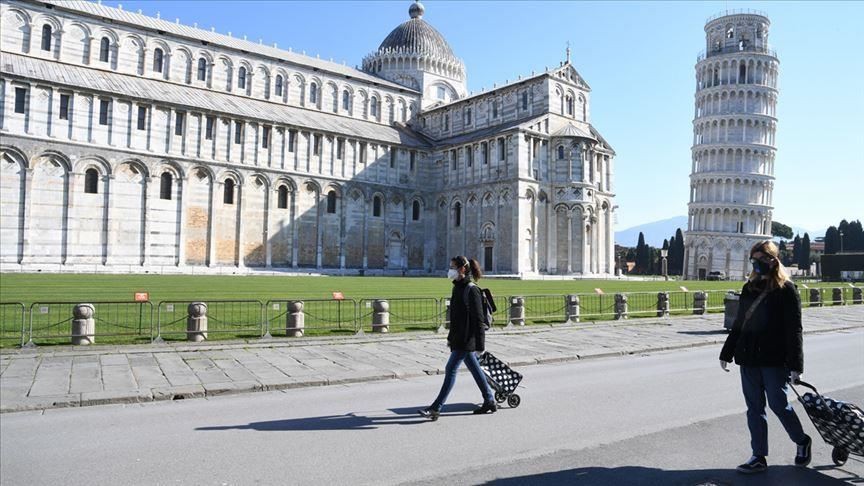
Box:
[468,258,483,281]
[451,255,483,281]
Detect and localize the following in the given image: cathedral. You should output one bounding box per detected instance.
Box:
[0,0,616,276]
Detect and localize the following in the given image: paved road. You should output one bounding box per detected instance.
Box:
[2,329,862,485]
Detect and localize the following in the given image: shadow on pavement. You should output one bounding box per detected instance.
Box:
[195,403,482,431]
[484,465,858,485]
[677,330,730,336]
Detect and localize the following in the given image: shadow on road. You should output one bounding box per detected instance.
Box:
[195,403,482,431]
[677,330,730,336]
[484,465,859,485]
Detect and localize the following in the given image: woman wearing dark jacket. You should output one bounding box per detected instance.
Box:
[418,256,496,420]
[720,240,811,474]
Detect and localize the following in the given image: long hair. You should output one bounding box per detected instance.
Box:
[452,255,483,281]
[748,240,789,290]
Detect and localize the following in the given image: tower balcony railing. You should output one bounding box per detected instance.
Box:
[705,9,769,24]
[697,43,777,62]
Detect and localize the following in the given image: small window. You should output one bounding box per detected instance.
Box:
[566,96,574,115]
[465,108,472,125]
[197,58,207,81]
[373,196,382,217]
[450,150,457,170]
[521,91,528,110]
[498,138,505,161]
[234,121,243,144]
[59,94,70,120]
[41,24,52,52]
[277,185,289,209]
[726,27,734,39]
[359,142,367,164]
[153,48,164,73]
[342,90,350,111]
[275,75,283,96]
[492,101,498,118]
[337,139,344,159]
[326,191,337,214]
[98,99,110,125]
[174,112,185,136]
[205,116,215,140]
[160,173,172,200]
[223,179,235,205]
[84,168,99,194]
[454,202,462,227]
[437,86,445,99]
[410,151,416,171]
[558,146,565,159]
[238,66,247,89]
[466,147,473,167]
[137,106,147,130]
[262,126,271,149]
[371,97,379,118]
[309,83,318,104]
[444,114,449,131]
[390,149,396,168]
[482,142,489,164]
[313,134,321,155]
[412,201,420,221]
[99,37,110,63]
[288,130,296,152]
[14,88,26,114]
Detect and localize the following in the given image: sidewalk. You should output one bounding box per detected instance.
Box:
[2,306,862,413]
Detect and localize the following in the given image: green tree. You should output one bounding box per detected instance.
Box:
[778,240,790,266]
[848,220,864,251]
[635,232,648,274]
[771,221,793,239]
[792,235,801,265]
[799,233,811,274]
[824,226,839,255]
[674,228,685,275]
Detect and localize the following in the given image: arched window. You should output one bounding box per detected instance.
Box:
[373,196,382,217]
[277,185,289,209]
[738,64,746,83]
[454,202,462,227]
[223,179,235,205]
[275,75,283,96]
[412,201,421,221]
[238,67,247,89]
[309,83,318,104]
[197,58,207,81]
[557,146,565,160]
[371,97,379,118]
[41,24,52,52]
[84,168,98,194]
[521,91,528,110]
[342,90,350,111]
[326,191,337,214]
[160,173,173,200]
[99,37,110,62]
[153,48,164,73]
[566,96,574,115]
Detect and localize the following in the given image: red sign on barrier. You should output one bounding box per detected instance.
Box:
[134,292,149,302]
[332,292,344,301]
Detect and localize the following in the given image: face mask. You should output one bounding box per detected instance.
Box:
[751,258,771,275]
[447,269,460,281]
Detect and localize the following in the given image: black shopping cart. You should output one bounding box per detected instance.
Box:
[478,352,523,408]
[791,380,864,466]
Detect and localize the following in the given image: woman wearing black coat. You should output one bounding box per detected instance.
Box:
[418,256,496,420]
[720,240,811,474]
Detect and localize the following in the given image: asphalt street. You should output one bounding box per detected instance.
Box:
[1,329,862,485]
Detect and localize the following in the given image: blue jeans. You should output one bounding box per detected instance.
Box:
[430,350,494,411]
[740,366,808,457]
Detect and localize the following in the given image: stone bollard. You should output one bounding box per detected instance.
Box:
[832,288,844,306]
[71,303,95,345]
[444,299,451,330]
[853,287,863,305]
[372,299,390,333]
[187,302,208,342]
[614,293,628,320]
[509,296,525,327]
[656,292,670,318]
[723,292,740,331]
[565,294,580,323]
[286,301,305,337]
[809,289,822,308]
[693,291,707,315]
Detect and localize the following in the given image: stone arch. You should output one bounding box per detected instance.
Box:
[119,34,145,75]
[172,46,194,84]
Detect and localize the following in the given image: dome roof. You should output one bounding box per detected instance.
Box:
[376,2,458,62]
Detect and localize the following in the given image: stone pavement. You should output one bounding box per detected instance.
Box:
[1,306,862,413]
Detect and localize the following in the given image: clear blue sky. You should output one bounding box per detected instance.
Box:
[110,0,862,236]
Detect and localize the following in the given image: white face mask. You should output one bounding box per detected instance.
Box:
[447,269,460,281]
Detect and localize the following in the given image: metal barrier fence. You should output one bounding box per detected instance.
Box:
[0,302,26,347]
[265,299,359,336]
[519,295,568,324]
[155,300,265,342]
[26,301,153,346]
[359,297,442,332]
[624,292,663,317]
[575,293,616,320]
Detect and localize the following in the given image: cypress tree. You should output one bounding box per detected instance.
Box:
[635,232,647,274]
[824,226,838,255]
[800,233,811,273]
[674,228,685,275]
[792,235,801,265]
[848,220,863,251]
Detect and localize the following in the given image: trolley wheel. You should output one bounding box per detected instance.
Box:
[507,394,521,408]
[832,447,849,466]
[494,392,506,404]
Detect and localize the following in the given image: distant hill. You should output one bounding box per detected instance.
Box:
[615,216,688,247]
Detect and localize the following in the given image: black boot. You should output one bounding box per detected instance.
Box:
[472,401,497,414]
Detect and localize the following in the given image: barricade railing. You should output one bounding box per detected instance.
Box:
[703,290,733,312]
[265,299,359,336]
[26,301,154,346]
[155,300,264,342]
[0,302,26,347]
[359,297,442,332]
[623,292,662,317]
[575,293,617,320]
[520,294,569,324]
[668,291,693,315]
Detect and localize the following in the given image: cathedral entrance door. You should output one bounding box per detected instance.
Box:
[484,246,493,272]
[698,268,707,280]
[388,235,403,269]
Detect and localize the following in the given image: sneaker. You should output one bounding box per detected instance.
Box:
[417,408,439,421]
[736,456,767,474]
[795,435,812,467]
[472,401,498,415]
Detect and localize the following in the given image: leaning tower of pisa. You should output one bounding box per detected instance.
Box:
[684,10,779,280]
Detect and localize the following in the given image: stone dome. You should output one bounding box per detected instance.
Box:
[375,2,458,63]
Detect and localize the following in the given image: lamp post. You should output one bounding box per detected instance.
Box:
[660,248,669,281]
[839,230,844,254]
